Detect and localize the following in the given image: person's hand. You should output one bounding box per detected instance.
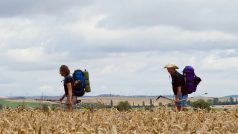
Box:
[68,100,73,105]
[59,97,64,103]
[175,98,180,106]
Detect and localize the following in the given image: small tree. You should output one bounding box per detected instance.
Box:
[229,97,234,105]
[142,101,145,107]
[213,98,219,105]
[158,102,163,107]
[167,103,173,107]
[51,104,60,111]
[21,100,27,109]
[192,99,211,110]
[0,104,3,110]
[110,99,113,108]
[226,99,229,105]
[207,99,213,105]
[42,104,50,112]
[117,101,131,111]
[95,101,106,109]
[149,98,154,107]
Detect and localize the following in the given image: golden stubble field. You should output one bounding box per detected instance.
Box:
[81,97,172,106]
[0,108,238,134]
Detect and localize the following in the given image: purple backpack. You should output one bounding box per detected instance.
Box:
[183,66,202,94]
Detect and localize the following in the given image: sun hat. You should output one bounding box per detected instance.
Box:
[164,64,179,69]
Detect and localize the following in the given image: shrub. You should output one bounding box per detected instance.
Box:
[42,104,50,112]
[117,101,131,111]
[158,103,163,107]
[95,102,107,109]
[0,104,3,110]
[167,103,173,107]
[149,98,154,107]
[110,99,113,108]
[192,99,211,110]
[144,106,154,112]
[51,104,61,111]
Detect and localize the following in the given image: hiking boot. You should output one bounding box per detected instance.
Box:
[76,100,81,104]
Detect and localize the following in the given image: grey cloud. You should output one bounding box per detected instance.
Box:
[42,28,238,55]
[0,58,55,73]
[1,0,238,34]
[92,39,238,54]
[2,0,237,57]
[96,0,238,33]
[0,0,94,17]
[212,49,238,58]
[4,62,58,72]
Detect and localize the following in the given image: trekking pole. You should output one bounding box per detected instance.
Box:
[152,95,171,104]
[154,95,190,108]
[46,99,63,104]
[156,95,187,102]
[47,99,83,109]
[156,92,208,102]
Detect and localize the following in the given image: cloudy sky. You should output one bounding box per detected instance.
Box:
[0,0,237,97]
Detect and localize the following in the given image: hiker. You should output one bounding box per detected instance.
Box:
[59,65,76,112]
[164,64,188,111]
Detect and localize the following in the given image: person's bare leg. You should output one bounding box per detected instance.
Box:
[177,106,181,111]
[69,105,73,112]
[66,96,73,112]
[66,104,71,112]
[73,96,77,105]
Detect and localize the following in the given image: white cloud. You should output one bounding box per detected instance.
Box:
[0,18,39,48]
[6,48,44,62]
[201,53,238,71]
[5,47,70,63]
[63,14,127,42]
[64,16,238,44]
[39,85,62,96]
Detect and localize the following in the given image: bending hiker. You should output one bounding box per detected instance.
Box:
[59,65,74,112]
[164,64,188,111]
[59,65,91,111]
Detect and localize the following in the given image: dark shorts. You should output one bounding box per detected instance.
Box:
[73,90,85,97]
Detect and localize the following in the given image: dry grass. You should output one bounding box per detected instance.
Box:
[0,108,237,134]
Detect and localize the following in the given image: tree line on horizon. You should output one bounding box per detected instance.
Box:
[187,97,238,106]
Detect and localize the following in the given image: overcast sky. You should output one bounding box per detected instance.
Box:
[0,0,237,97]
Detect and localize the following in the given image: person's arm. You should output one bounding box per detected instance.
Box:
[176,86,182,102]
[67,83,73,105]
[60,94,66,102]
[175,74,184,102]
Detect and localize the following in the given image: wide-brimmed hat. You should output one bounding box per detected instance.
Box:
[164,64,179,69]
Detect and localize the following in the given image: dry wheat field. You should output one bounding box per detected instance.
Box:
[0,108,237,134]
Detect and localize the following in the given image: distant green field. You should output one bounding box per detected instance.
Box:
[0,99,48,108]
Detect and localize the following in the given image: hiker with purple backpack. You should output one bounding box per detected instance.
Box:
[164,64,201,111]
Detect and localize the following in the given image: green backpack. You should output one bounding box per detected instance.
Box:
[82,69,91,92]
